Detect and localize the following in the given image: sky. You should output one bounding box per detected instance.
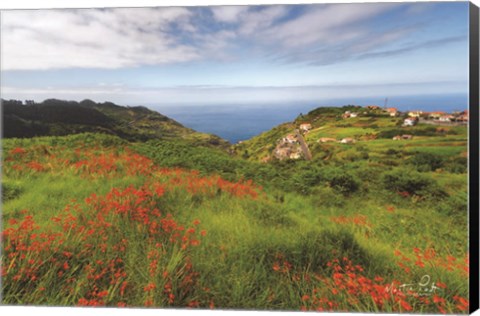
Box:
[0,2,471,107]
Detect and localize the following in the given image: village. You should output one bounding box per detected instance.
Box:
[272,104,469,161]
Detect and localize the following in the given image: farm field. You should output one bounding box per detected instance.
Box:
[1,104,470,313]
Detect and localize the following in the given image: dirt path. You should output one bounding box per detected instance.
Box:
[295,129,312,161]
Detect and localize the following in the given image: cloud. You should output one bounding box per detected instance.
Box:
[1,7,201,70]
[260,3,401,48]
[237,5,288,36]
[210,5,248,23]
[0,3,466,70]
[356,35,468,61]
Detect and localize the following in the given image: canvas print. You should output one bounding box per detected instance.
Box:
[0,1,478,314]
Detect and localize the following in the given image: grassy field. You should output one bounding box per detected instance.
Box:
[1,126,469,313]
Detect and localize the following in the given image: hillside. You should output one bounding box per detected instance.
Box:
[2,99,229,148]
[235,105,467,164]
[1,104,470,312]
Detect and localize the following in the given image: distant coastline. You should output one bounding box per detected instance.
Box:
[152,93,468,143]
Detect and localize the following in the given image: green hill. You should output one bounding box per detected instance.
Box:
[2,98,229,148]
[235,105,467,164]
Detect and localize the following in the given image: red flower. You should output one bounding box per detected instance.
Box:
[400,300,412,311]
[97,290,109,298]
[144,283,156,292]
[433,295,445,304]
[272,263,281,272]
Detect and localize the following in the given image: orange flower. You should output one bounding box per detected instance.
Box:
[400,300,412,311]
[272,263,281,272]
[97,290,109,298]
[144,283,156,292]
[433,295,445,304]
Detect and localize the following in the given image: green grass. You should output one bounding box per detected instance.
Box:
[1,131,469,313]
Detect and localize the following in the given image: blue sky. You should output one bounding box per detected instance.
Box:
[0,2,470,106]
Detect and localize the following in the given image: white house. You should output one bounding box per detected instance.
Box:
[282,134,297,144]
[439,115,454,122]
[340,138,356,144]
[299,123,312,132]
[403,118,416,126]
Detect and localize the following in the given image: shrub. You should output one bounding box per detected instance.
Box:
[385,149,399,156]
[382,169,447,198]
[437,192,467,222]
[2,180,23,202]
[329,173,359,196]
[445,157,467,174]
[288,166,326,195]
[377,129,405,139]
[408,152,445,172]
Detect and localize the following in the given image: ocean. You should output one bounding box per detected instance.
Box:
[151,93,468,143]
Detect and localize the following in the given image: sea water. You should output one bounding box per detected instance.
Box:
[151,93,468,143]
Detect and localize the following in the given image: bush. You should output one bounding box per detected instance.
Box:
[382,169,447,199]
[437,192,467,222]
[2,180,23,202]
[377,129,405,139]
[287,166,326,195]
[329,173,359,196]
[385,149,399,156]
[444,157,467,174]
[408,152,445,172]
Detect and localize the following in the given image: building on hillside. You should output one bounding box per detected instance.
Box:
[408,110,423,117]
[290,152,302,160]
[299,123,312,132]
[392,135,402,141]
[282,134,298,144]
[429,111,445,119]
[439,115,454,122]
[456,110,469,122]
[350,112,359,118]
[403,117,417,126]
[318,137,337,143]
[366,105,380,110]
[342,111,351,119]
[386,107,398,117]
[340,137,356,144]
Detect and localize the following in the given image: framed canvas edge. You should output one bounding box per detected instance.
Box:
[469,1,480,314]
